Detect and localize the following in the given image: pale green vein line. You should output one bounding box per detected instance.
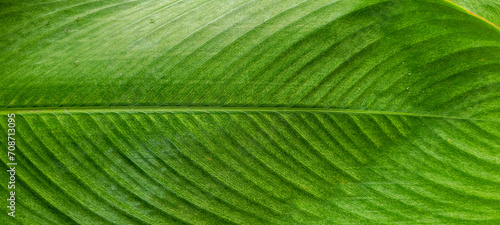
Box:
[0,106,498,122]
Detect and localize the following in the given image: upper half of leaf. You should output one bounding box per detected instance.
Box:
[0,0,499,119]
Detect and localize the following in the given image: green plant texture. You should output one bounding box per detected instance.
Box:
[1,0,499,224]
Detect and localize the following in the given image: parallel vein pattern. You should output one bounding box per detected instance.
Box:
[0,0,499,119]
[1,0,499,224]
[1,112,499,224]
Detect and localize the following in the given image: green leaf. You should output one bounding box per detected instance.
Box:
[1,0,499,224]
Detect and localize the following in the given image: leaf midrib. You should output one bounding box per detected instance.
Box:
[0,106,496,122]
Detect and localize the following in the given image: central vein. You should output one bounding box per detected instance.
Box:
[0,106,494,121]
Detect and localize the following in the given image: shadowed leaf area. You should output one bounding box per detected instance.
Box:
[0,0,499,224]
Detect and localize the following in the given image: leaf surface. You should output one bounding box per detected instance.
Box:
[0,0,499,224]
